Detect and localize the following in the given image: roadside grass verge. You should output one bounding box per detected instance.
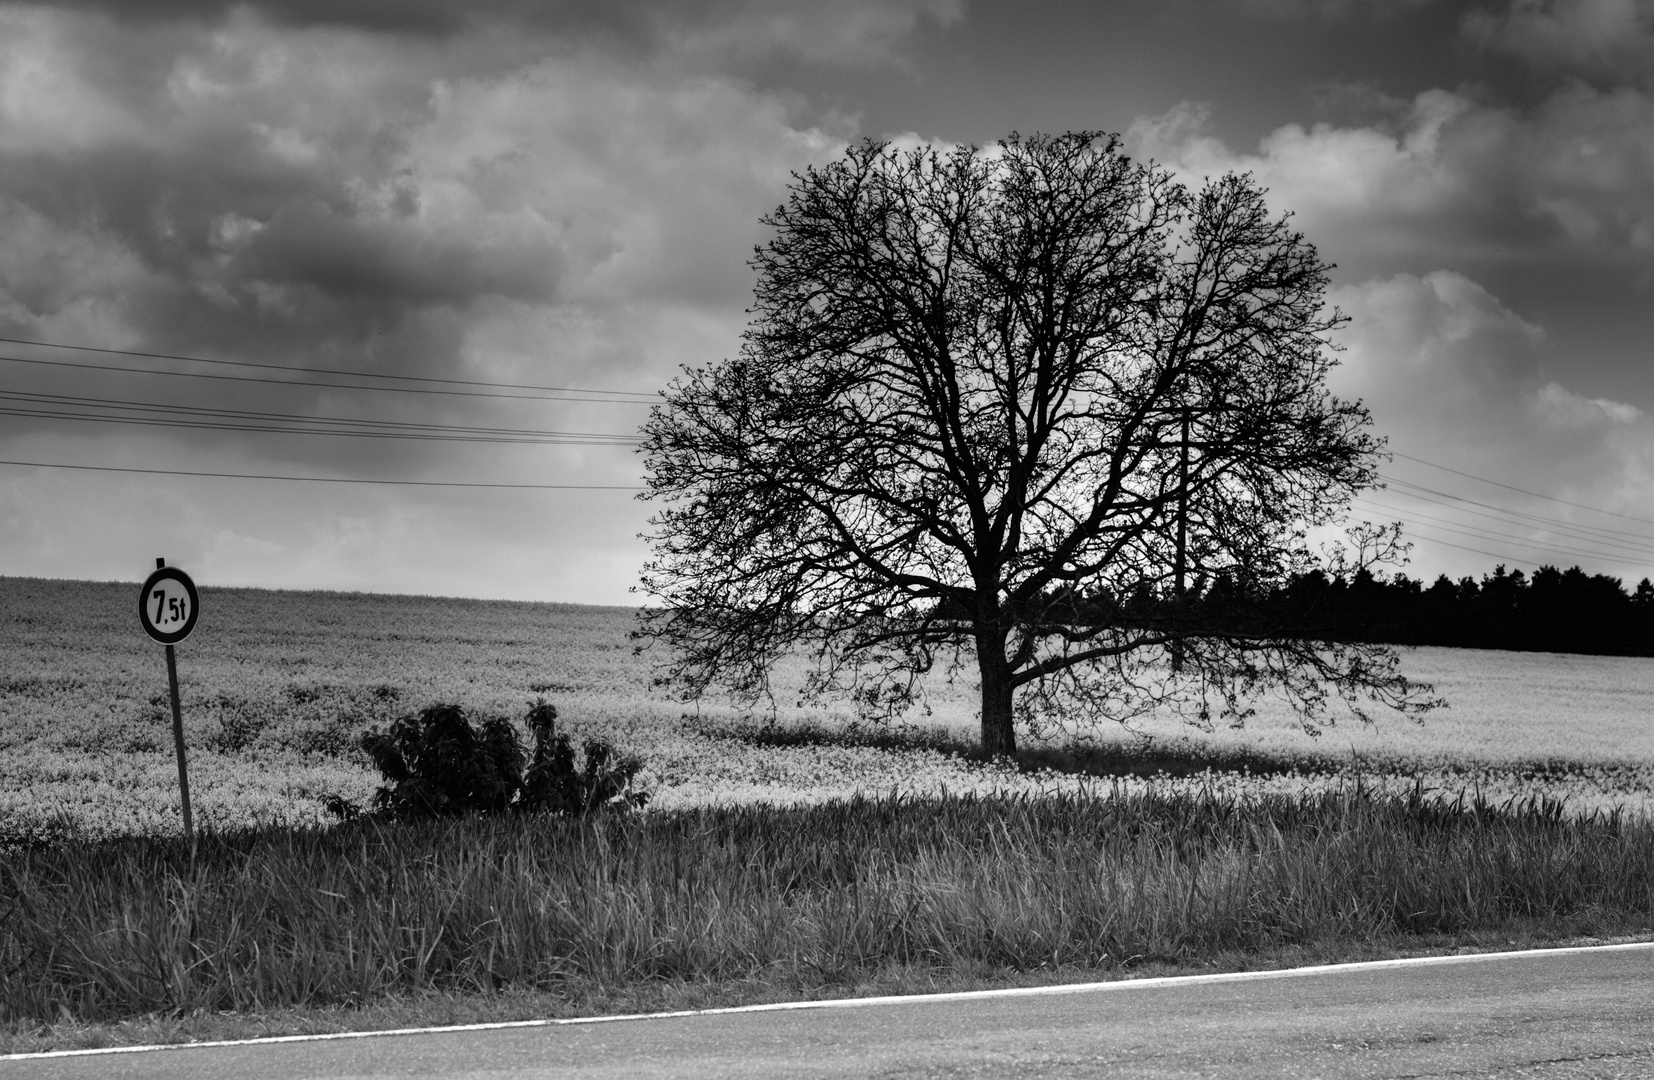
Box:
[3,785,1651,1050]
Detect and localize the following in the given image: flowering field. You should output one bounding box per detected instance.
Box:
[3,575,1653,843]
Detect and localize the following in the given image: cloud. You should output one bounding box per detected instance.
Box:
[1534,380,1643,425]
[0,7,844,391]
[1328,270,1654,568]
[1125,77,1654,580]
[1328,269,1545,429]
[1234,0,1435,19]
[1126,79,1654,278]
[1465,0,1654,84]
[1519,82,1654,252]
[663,0,964,67]
[29,0,964,66]
[0,3,876,601]
[1125,92,1512,273]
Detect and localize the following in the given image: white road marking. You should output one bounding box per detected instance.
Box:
[7,940,1650,1062]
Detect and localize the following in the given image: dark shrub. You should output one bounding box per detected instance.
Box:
[358,699,647,821]
[519,699,648,815]
[360,703,525,819]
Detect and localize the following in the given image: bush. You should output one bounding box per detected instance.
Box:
[359,704,524,819]
[518,700,648,815]
[357,699,647,821]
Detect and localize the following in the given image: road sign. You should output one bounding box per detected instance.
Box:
[139,558,197,838]
[138,564,199,645]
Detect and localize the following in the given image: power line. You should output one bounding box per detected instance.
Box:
[1363,487,1654,558]
[0,389,643,445]
[0,405,639,445]
[1389,452,1654,527]
[1354,446,1654,573]
[1355,501,1623,567]
[1379,477,1654,546]
[0,335,657,400]
[1388,529,1538,565]
[0,354,656,405]
[0,459,643,490]
[1353,496,1654,566]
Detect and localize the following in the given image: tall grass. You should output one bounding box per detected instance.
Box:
[2,785,1650,1023]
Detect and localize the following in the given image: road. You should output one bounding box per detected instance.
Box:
[7,944,1652,1079]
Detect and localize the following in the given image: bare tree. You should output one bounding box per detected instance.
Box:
[637,132,1434,756]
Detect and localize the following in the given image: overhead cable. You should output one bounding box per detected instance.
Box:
[0,354,656,405]
[0,405,638,445]
[1358,491,1654,560]
[1352,497,1654,566]
[0,335,657,399]
[1389,452,1654,527]
[0,389,642,445]
[1380,474,1654,543]
[0,458,643,490]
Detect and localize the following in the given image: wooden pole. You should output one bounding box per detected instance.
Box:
[1172,404,1189,673]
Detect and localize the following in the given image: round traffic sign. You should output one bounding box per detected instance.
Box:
[138,566,200,645]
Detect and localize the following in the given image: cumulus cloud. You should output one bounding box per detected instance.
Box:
[1126,76,1654,278]
[1128,91,1517,275]
[1328,270,1545,442]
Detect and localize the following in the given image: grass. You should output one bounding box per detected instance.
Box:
[2,784,1651,1050]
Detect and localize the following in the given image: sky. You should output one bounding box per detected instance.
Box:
[2,0,1654,605]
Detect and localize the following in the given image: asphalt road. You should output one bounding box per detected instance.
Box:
[9,945,1653,1079]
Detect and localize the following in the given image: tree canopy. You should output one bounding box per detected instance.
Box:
[638,132,1434,754]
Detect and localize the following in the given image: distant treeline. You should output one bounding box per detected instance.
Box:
[1264,565,1654,657]
[984,563,1654,659]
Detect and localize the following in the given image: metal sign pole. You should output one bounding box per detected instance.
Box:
[164,639,194,839]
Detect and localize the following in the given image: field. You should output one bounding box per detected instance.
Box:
[3,575,1654,1046]
[3,575,1654,844]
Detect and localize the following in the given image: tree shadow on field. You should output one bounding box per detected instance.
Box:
[710,716,1319,781]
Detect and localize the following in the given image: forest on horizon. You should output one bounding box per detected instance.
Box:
[1269,564,1654,658]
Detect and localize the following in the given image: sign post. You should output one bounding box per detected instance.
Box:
[138,558,200,839]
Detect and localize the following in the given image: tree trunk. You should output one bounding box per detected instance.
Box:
[977,634,1017,758]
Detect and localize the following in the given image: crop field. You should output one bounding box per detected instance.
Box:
[4,574,1654,1045]
[3,575,1654,844]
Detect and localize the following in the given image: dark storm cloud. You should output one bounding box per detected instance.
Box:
[235,201,560,307]
[1230,0,1438,19]
[0,0,950,378]
[0,0,861,519]
[1466,0,1654,86]
[35,0,703,39]
[0,7,823,346]
[32,0,962,66]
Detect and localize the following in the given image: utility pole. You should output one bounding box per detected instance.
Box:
[1172,403,1189,673]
